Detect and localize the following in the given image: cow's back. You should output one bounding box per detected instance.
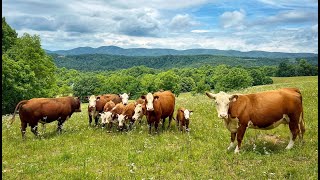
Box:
[229,89,302,128]
[122,102,135,118]
[155,91,175,118]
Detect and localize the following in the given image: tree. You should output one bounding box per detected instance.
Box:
[276,60,296,77]
[2,17,17,53]
[155,70,181,96]
[2,29,57,114]
[180,77,196,92]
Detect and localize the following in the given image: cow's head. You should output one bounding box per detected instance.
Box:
[119,93,130,105]
[74,97,81,112]
[141,93,159,111]
[100,111,113,124]
[181,109,193,120]
[117,114,127,129]
[88,95,100,108]
[206,91,238,119]
[132,104,144,121]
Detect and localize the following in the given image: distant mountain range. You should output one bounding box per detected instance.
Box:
[46,46,318,58]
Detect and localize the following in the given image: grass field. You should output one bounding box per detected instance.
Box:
[2,76,318,179]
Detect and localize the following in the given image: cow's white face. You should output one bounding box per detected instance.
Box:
[206,91,238,119]
[102,111,113,123]
[145,93,154,111]
[88,95,100,108]
[118,114,126,127]
[183,109,193,120]
[132,104,143,121]
[120,93,129,105]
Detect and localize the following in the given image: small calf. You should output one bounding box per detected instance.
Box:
[176,107,193,132]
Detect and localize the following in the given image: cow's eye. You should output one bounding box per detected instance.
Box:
[138,111,141,113]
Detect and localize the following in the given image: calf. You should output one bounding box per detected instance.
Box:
[101,101,116,128]
[206,88,305,153]
[176,107,193,132]
[132,98,146,124]
[141,90,175,134]
[9,97,81,139]
[117,102,136,131]
[103,103,126,132]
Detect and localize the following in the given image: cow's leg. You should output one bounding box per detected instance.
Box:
[227,132,237,151]
[167,114,173,129]
[21,121,27,139]
[286,115,300,149]
[186,119,190,132]
[57,118,66,134]
[94,115,99,126]
[234,124,247,154]
[155,121,159,134]
[180,122,184,132]
[30,123,39,137]
[176,119,179,130]
[88,115,92,126]
[298,112,305,141]
[162,118,166,129]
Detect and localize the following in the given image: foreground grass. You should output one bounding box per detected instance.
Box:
[2,76,318,179]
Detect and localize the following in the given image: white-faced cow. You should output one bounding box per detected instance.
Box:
[103,103,126,132]
[9,97,81,139]
[100,101,116,128]
[117,102,136,131]
[206,88,305,153]
[176,107,193,132]
[87,93,129,126]
[141,90,175,134]
[132,98,146,124]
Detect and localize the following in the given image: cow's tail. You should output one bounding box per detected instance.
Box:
[295,89,305,140]
[8,100,28,126]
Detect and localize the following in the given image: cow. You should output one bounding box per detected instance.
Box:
[100,101,116,128]
[102,103,126,132]
[176,107,193,132]
[132,98,146,124]
[205,88,305,154]
[9,96,81,139]
[87,93,129,126]
[117,102,136,131]
[141,90,175,134]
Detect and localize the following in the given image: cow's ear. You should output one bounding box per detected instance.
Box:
[96,96,101,101]
[180,109,184,113]
[141,95,146,99]
[85,96,89,100]
[154,95,159,100]
[128,93,130,96]
[206,92,216,99]
[230,95,238,102]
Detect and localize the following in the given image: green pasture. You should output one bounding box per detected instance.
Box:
[2,76,318,179]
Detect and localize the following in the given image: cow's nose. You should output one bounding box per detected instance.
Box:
[219,114,228,119]
[147,107,154,111]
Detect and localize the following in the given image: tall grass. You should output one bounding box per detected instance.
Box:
[2,76,318,179]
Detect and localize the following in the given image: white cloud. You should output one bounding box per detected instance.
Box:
[191,30,211,33]
[169,14,199,32]
[220,9,246,30]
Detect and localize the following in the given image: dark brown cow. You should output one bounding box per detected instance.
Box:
[117,102,136,130]
[141,90,175,134]
[176,107,193,132]
[9,97,81,139]
[206,88,305,153]
[87,93,125,126]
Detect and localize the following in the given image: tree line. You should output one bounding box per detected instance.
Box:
[2,17,318,115]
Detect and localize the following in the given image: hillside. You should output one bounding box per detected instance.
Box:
[50,53,318,71]
[46,46,318,58]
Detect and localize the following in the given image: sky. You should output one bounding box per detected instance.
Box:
[2,0,318,53]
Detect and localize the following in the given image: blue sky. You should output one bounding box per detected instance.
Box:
[2,0,318,53]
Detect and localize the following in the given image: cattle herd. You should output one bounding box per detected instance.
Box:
[9,88,305,153]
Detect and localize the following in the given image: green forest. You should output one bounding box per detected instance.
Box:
[2,17,318,114]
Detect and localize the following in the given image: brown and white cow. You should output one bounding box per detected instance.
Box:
[176,107,193,132]
[87,93,129,126]
[100,101,116,128]
[141,90,175,134]
[132,98,146,124]
[117,102,136,130]
[102,103,126,132]
[9,97,81,139]
[206,88,305,153]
